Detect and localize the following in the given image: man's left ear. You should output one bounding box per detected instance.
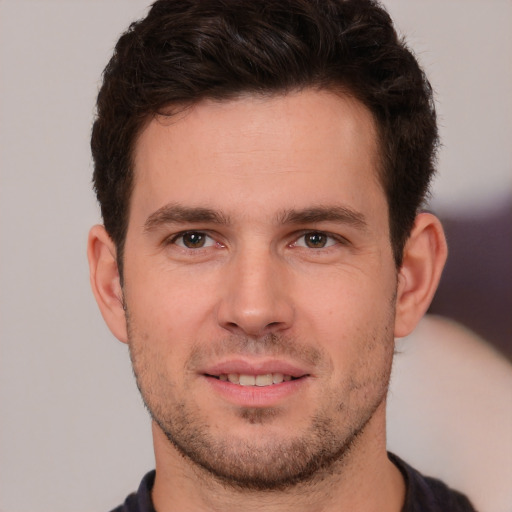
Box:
[394,212,448,338]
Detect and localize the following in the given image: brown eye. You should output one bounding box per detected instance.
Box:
[292,231,338,249]
[183,232,205,248]
[304,232,328,248]
[175,232,213,249]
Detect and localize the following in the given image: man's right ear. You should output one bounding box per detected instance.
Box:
[87,225,128,343]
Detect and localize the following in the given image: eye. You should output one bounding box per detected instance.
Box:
[172,231,216,249]
[293,231,338,249]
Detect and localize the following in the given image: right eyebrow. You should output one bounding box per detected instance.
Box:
[144,203,231,232]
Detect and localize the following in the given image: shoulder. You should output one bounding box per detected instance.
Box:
[109,471,156,512]
[389,453,477,512]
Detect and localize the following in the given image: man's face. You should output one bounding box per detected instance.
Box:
[123,90,398,488]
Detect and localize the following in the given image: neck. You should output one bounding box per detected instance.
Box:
[150,405,405,512]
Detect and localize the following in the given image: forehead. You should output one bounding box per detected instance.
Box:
[131,89,385,223]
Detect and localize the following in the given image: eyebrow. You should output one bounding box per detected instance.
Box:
[144,203,367,232]
[144,203,231,232]
[277,206,368,230]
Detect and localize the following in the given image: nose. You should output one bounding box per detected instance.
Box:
[216,248,294,338]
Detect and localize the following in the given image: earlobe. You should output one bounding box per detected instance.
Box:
[87,225,128,343]
[394,213,447,339]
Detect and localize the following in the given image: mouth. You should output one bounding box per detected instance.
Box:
[199,359,312,407]
[206,373,301,387]
[201,362,311,407]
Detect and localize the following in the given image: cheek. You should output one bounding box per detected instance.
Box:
[123,269,226,389]
[296,268,396,372]
[124,259,220,331]
[299,265,396,330]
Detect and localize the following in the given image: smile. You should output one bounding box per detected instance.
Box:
[203,367,310,406]
[212,373,296,386]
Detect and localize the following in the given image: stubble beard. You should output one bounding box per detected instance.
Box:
[127,320,395,492]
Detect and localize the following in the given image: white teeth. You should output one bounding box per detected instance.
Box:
[239,375,256,386]
[272,373,284,384]
[218,373,295,386]
[255,374,273,386]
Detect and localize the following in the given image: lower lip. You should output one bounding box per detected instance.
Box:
[203,375,308,407]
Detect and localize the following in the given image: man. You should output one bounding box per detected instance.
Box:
[87,1,475,510]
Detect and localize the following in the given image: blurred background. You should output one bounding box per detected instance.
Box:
[1,1,510,511]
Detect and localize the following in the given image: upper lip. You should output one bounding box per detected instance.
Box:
[200,358,311,378]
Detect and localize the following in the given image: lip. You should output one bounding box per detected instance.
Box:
[200,358,310,378]
[198,358,312,408]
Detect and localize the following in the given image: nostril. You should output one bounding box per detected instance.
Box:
[216,286,294,337]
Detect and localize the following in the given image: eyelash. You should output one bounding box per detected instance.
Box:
[289,231,345,249]
[166,231,220,250]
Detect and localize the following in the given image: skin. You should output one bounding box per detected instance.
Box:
[88,89,447,512]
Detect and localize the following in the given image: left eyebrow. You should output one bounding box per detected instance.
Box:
[276,206,368,230]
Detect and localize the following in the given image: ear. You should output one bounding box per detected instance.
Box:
[87,225,128,343]
[394,213,447,338]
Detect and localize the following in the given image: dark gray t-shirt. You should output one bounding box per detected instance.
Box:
[111,453,477,512]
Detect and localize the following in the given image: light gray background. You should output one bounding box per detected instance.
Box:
[1,1,511,511]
